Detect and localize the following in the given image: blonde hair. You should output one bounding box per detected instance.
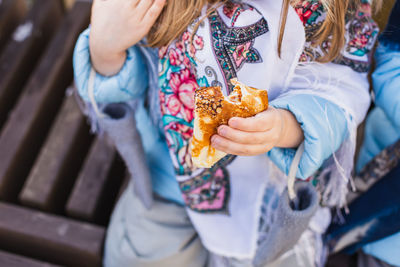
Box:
[147,0,382,62]
[147,0,220,48]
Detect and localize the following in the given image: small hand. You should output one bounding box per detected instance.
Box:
[90,0,166,75]
[211,108,303,156]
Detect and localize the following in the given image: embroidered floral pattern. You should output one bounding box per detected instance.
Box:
[295,0,325,44]
[209,8,268,92]
[179,156,235,213]
[296,0,378,73]
[346,3,378,51]
[159,26,232,213]
[335,2,378,72]
[223,2,254,27]
[295,0,324,27]
[159,31,206,175]
[158,2,270,214]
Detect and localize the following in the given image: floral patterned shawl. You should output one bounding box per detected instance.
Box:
[155,0,378,259]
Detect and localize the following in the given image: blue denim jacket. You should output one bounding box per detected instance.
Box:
[73,28,348,205]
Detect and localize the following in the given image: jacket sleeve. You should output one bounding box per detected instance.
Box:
[267,63,372,180]
[268,1,379,179]
[356,1,400,170]
[268,95,348,179]
[372,45,400,130]
[73,28,149,103]
[372,3,400,130]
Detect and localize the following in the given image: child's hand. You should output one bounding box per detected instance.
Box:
[89,0,166,76]
[211,108,304,156]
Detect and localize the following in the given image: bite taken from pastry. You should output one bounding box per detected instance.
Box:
[191,79,269,168]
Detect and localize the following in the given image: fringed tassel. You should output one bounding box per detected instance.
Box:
[316,106,357,208]
[290,63,359,209]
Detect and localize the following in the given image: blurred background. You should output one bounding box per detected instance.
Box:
[0,0,396,266]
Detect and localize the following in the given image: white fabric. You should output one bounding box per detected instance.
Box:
[178,0,307,259]
[174,0,370,259]
[286,62,370,125]
[184,155,271,259]
[285,62,371,207]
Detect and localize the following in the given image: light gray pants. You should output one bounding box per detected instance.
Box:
[104,184,314,267]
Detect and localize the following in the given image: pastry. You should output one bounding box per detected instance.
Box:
[191,79,269,168]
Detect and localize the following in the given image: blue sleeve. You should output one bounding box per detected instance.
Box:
[73,28,149,103]
[267,95,348,179]
[359,3,400,264]
[372,44,400,131]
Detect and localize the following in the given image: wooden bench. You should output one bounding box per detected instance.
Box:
[0,203,104,266]
[19,92,92,213]
[0,0,27,53]
[0,0,62,130]
[0,250,59,267]
[0,0,128,265]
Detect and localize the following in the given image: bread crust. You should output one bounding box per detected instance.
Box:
[191,79,269,168]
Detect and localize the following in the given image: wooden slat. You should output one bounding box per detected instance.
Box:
[0,0,63,130]
[0,2,91,201]
[64,0,77,9]
[0,250,59,267]
[66,136,116,221]
[0,0,27,53]
[19,93,92,212]
[0,202,104,266]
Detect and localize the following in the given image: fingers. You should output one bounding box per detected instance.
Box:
[136,0,153,20]
[136,0,153,9]
[217,125,267,145]
[141,0,166,25]
[228,109,276,132]
[130,0,140,7]
[211,135,270,156]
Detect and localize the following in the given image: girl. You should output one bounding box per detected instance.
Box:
[73,0,380,266]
